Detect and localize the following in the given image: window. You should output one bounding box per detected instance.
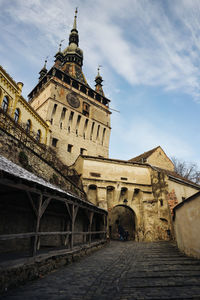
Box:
[75,115,81,136]
[90,122,95,140]
[68,111,74,127]
[14,108,20,123]
[80,148,86,155]
[160,199,163,206]
[60,107,67,121]
[51,104,57,117]
[26,119,31,134]
[96,125,100,140]
[83,119,88,139]
[36,130,41,142]
[102,128,106,145]
[82,102,90,117]
[52,138,58,147]
[90,172,101,177]
[67,144,73,153]
[2,96,9,112]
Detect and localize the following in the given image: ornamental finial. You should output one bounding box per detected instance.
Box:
[73,7,78,30]
[59,39,64,52]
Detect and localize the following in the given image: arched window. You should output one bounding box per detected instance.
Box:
[26,119,31,134]
[2,96,9,112]
[14,108,20,123]
[36,129,41,142]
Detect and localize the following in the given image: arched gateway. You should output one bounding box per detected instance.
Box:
[108,205,136,240]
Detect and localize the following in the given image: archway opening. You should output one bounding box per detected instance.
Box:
[109,205,136,240]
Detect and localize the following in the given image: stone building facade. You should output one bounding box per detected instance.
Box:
[0,65,50,145]
[72,149,200,241]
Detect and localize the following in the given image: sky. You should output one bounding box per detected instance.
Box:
[0,0,200,165]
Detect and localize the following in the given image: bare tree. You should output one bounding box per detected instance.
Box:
[171,157,200,184]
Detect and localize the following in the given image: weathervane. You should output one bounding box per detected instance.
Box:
[59,40,65,52]
[44,56,48,68]
[97,65,102,75]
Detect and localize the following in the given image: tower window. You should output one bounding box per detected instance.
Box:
[67,144,73,153]
[52,138,58,147]
[83,119,88,139]
[68,111,74,126]
[82,102,90,117]
[75,115,81,136]
[102,128,106,145]
[90,122,95,140]
[160,199,163,206]
[96,125,100,140]
[60,107,67,121]
[51,104,57,119]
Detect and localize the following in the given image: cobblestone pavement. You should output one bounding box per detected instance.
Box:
[1,241,200,300]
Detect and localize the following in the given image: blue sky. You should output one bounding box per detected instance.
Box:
[0,0,200,164]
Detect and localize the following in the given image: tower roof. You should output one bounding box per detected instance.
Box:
[95,66,105,96]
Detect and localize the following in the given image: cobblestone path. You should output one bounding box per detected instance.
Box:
[1,241,200,300]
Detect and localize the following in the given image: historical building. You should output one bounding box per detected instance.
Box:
[28,9,111,166]
[0,65,50,145]
[1,10,200,245]
[72,146,200,241]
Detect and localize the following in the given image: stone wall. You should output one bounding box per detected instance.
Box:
[0,111,85,199]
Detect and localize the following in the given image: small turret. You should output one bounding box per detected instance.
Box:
[95,66,104,96]
[54,40,64,65]
[39,59,47,81]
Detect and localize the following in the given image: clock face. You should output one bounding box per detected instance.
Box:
[67,93,80,108]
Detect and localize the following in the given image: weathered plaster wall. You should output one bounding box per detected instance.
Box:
[147,147,174,171]
[167,179,199,204]
[74,156,174,242]
[173,193,200,259]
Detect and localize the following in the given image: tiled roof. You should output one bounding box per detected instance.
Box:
[0,155,106,211]
[129,146,160,162]
[153,166,200,188]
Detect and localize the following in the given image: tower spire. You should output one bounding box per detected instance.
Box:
[73,7,78,30]
[39,58,48,81]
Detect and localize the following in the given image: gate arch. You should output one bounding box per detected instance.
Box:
[109,204,136,240]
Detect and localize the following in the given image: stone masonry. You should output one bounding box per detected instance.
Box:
[1,241,200,300]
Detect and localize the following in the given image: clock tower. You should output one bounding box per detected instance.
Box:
[28,9,111,166]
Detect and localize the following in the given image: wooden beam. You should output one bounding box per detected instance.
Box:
[26,191,38,217]
[0,231,107,241]
[33,194,42,256]
[65,202,72,219]
[40,197,52,218]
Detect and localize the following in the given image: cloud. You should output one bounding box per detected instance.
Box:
[1,0,200,101]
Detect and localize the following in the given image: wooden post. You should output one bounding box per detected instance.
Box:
[70,204,79,249]
[89,212,94,245]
